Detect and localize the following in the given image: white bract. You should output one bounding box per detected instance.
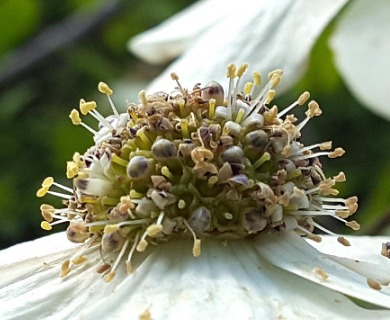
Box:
[129,0,390,120]
[2,232,390,319]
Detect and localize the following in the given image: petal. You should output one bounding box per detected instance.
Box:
[256,231,390,309]
[310,235,390,285]
[311,235,390,264]
[0,232,76,265]
[129,0,237,65]
[3,234,390,319]
[82,239,390,319]
[134,0,348,93]
[330,0,390,121]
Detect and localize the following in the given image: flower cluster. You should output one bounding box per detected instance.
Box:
[37,64,358,281]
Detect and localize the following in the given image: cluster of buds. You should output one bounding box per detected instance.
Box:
[37,64,358,281]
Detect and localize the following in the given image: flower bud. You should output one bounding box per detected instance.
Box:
[152,138,177,159]
[220,146,245,164]
[126,156,152,180]
[201,81,224,106]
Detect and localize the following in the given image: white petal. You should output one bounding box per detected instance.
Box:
[331,0,390,121]
[2,235,390,319]
[129,0,237,65]
[0,232,76,265]
[311,234,390,264]
[256,231,390,309]
[310,235,390,284]
[82,239,390,319]
[137,0,347,93]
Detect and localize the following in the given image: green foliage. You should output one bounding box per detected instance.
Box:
[0,0,40,55]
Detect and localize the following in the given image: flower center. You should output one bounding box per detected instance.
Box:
[37,64,358,281]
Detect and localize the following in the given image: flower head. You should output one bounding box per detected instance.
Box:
[3,64,390,319]
[37,64,359,282]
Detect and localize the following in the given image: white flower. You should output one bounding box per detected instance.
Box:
[1,65,388,319]
[129,0,390,120]
[2,232,390,319]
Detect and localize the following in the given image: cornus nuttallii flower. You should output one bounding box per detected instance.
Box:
[3,64,390,319]
[36,64,359,281]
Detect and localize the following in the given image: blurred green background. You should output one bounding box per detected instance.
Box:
[0,0,389,249]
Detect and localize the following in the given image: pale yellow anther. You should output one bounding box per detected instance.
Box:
[334,171,346,182]
[193,239,201,257]
[367,278,382,291]
[337,236,351,247]
[307,234,322,243]
[40,221,52,230]
[320,141,332,150]
[80,100,97,115]
[60,260,71,277]
[253,72,261,86]
[146,224,163,237]
[226,63,236,78]
[170,72,179,81]
[298,91,310,105]
[41,210,53,222]
[312,267,329,281]
[268,69,283,79]
[319,178,336,189]
[36,187,49,197]
[136,239,148,252]
[348,203,358,214]
[104,224,119,234]
[96,263,111,274]
[40,204,55,214]
[265,90,276,104]
[306,101,322,118]
[329,147,345,158]
[69,109,82,125]
[66,161,79,179]
[42,177,54,187]
[336,210,351,219]
[73,256,87,265]
[346,220,360,231]
[139,90,148,108]
[244,82,253,95]
[270,75,281,88]
[345,196,358,205]
[104,271,116,282]
[98,82,113,95]
[236,63,248,77]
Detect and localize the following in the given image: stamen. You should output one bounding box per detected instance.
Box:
[126,232,140,273]
[183,219,201,257]
[69,109,97,134]
[79,100,114,130]
[104,239,130,282]
[170,72,185,95]
[278,91,310,118]
[226,63,236,119]
[98,82,119,117]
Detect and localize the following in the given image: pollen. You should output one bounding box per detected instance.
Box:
[98,82,113,95]
[37,64,359,280]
